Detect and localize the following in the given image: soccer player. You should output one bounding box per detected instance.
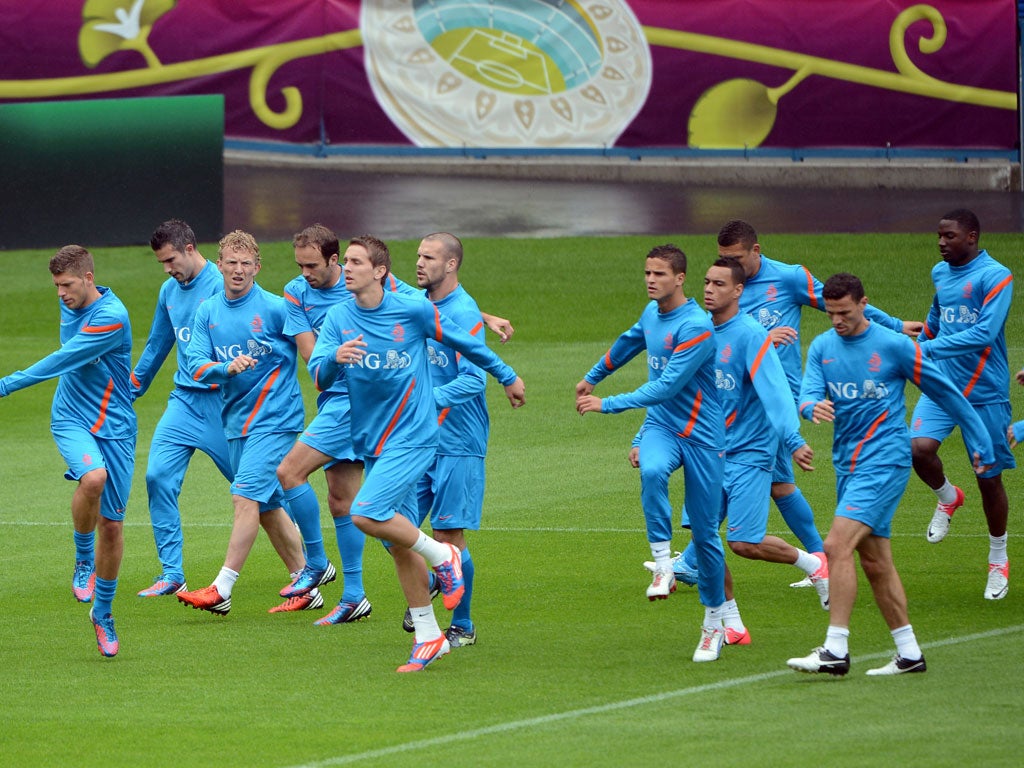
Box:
[708,219,918,590]
[176,230,318,615]
[910,209,1013,601]
[0,245,135,657]
[787,273,994,677]
[412,232,490,648]
[131,220,236,598]
[575,244,729,663]
[276,224,517,623]
[308,235,525,672]
[649,259,828,642]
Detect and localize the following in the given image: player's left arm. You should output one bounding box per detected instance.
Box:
[749,334,806,454]
[433,318,487,409]
[481,311,514,344]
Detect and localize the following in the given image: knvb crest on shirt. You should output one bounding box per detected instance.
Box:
[251,314,263,334]
[868,352,882,372]
[392,323,405,343]
[719,343,733,364]
[827,379,890,400]
[765,284,778,302]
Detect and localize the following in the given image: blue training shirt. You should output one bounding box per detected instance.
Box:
[800,322,994,474]
[918,249,1013,405]
[131,260,224,397]
[186,283,304,438]
[0,286,136,439]
[309,290,516,460]
[585,297,724,452]
[714,311,805,469]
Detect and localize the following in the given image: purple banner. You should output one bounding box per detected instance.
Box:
[0,1,1016,149]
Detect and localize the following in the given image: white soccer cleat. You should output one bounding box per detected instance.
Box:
[809,552,830,611]
[789,576,814,588]
[646,569,676,600]
[926,486,964,543]
[984,561,1009,600]
[693,626,725,662]
[865,654,926,676]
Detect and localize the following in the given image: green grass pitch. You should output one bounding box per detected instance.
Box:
[0,232,1022,767]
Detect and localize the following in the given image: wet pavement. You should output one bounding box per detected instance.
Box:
[224,161,1024,241]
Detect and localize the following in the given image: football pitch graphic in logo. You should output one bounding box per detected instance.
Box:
[361,0,652,147]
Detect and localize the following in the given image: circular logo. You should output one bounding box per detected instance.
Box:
[361,0,652,147]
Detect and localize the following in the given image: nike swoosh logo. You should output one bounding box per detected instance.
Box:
[845,505,860,511]
[304,305,316,311]
[342,328,356,335]
[822,358,836,364]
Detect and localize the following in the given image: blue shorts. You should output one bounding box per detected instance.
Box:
[834,465,910,538]
[416,455,485,531]
[722,461,771,544]
[770,437,795,485]
[228,431,297,510]
[911,396,1015,478]
[298,393,358,465]
[52,423,136,522]
[354,445,436,523]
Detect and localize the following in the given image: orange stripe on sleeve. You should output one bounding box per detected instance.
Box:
[983,274,1013,305]
[433,305,443,340]
[374,379,415,456]
[724,409,737,428]
[83,323,123,334]
[89,378,114,434]
[241,366,281,436]
[911,341,922,386]
[802,267,819,309]
[193,362,220,382]
[284,292,301,306]
[673,330,712,353]
[749,336,772,380]
[679,389,703,438]
[437,407,451,426]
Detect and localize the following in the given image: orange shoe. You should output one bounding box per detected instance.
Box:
[269,588,324,613]
[432,544,465,611]
[809,552,830,611]
[725,627,751,645]
[177,584,230,615]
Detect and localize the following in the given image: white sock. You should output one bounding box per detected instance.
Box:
[213,567,239,598]
[794,549,821,575]
[892,624,922,661]
[409,604,442,644]
[934,478,958,505]
[650,541,672,570]
[721,599,745,632]
[409,531,450,567]
[989,534,1009,564]
[824,625,849,658]
[703,603,725,630]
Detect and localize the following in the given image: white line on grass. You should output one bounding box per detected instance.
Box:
[283,624,1024,768]
[0,519,1010,538]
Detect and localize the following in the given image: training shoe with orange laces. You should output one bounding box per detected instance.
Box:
[693,626,725,662]
[73,561,96,603]
[646,568,676,600]
[269,588,324,613]
[926,485,964,543]
[432,544,465,611]
[809,552,830,611]
[177,584,231,615]
[90,608,119,658]
[396,635,450,673]
[279,562,336,598]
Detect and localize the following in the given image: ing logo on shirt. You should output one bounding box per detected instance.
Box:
[648,354,671,371]
[349,349,412,370]
[756,307,782,330]
[251,314,263,334]
[392,323,405,343]
[868,352,882,373]
[826,379,889,400]
[940,304,979,325]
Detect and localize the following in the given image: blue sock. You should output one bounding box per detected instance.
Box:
[93,576,117,616]
[73,530,95,564]
[775,489,824,553]
[282,484,328,570]
[451,547,474,630]
[333,514,366,602]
